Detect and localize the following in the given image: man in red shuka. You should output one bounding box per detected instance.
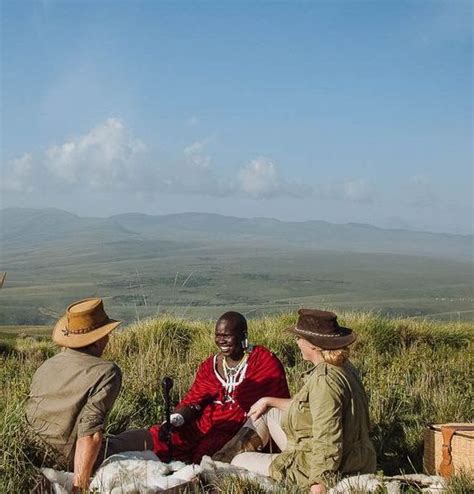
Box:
[149,311,290,463]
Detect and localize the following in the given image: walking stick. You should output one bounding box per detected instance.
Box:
[162,376,174,462]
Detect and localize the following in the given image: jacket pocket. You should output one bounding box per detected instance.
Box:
[296,389,309,412]
[291,390,312,435]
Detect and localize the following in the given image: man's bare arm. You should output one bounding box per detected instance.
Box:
[73,431,103,490]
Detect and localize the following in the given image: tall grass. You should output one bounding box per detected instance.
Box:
[1,312,472,492]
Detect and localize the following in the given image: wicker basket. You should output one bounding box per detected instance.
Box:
[423,423,474,476]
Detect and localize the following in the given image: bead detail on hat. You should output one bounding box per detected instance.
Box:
[294,326,342,338]
[61,318,110,336]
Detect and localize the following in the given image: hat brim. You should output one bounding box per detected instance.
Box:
[53,316,122,348]
[286,324,356,350]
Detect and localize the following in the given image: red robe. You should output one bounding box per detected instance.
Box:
[149,345,289,463]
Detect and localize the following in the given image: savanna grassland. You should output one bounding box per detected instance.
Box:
[2,208,473,326]
[2,243,473,326]
[1,312,473,493]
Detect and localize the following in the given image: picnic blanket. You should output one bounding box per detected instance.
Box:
[41,452,275,493]
[41,451,447,493]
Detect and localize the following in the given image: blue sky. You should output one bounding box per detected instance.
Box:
[1,0,472,233]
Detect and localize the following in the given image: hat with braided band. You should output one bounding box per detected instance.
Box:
[287,309,355,350]
[53,298,121,348]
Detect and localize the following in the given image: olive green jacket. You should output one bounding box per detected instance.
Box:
[26,348,122,468]
[270,361,376,488]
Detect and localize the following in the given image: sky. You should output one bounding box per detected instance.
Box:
[1,0,472,234]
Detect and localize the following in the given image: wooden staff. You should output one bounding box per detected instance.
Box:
[162,376,174,461]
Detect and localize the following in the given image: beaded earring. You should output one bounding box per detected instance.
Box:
[241,336,249,350]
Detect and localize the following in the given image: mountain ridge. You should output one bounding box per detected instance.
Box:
[1,207,472,261]
[3,206,471,236]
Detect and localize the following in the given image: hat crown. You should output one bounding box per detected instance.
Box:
[297,309,340,334]
[53,298,121,349]
[287,308,356,350]
[66,298,109,333]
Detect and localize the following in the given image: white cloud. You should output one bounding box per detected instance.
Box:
[237,157,313,199]
[1,153,35,192]
[341,178,374,203]
[173,136,235,196]
[3,119,349,203]
[316,178,374,204]
[1,118,151,193]
[183,138,212,170]
[238,158,281,198]
[45,118,146,188]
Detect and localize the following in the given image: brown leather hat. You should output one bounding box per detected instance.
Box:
[53,298,121,348]
[287,309,355,350]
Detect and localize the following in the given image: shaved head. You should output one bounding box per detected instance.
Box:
[216,311,247,338]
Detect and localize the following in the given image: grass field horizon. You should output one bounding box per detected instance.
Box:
[2,208,472,326]
[1,311,473,492]
[2,246,473,326]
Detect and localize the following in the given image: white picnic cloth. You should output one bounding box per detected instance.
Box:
[41,452,447,494]
[327,473,446,493]
[41,451,199,494]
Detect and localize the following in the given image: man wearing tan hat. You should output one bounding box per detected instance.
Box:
[26,298,152,491]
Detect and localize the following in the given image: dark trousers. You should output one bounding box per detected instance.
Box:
[94,428,154,470]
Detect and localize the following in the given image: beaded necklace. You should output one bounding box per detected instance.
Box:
[213,352,250,405]
[223,353,248,386]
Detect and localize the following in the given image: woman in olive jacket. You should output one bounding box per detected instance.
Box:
[213,309,376,494]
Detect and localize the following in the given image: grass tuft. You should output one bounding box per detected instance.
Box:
[1,311,472,492]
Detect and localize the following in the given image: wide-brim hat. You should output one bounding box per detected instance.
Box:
[286,309,355,350]
[53,298,121,349]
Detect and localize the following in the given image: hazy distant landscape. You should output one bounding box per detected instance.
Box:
[1,207,472,327]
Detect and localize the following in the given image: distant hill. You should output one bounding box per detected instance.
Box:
[0,208,133,248]
[1,207,472,325]
[1,207,472,261]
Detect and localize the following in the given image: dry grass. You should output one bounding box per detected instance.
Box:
[1,312,472,492]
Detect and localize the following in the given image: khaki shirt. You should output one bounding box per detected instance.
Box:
[270,361,376,488]
[26,348,122,467]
